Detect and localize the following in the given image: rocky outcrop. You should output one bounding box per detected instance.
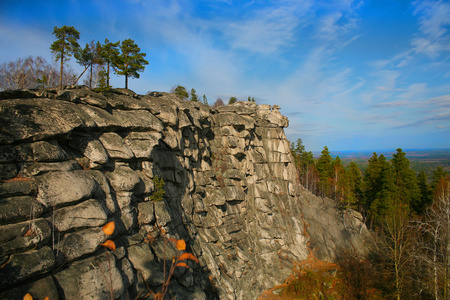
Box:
[0,86,371,299]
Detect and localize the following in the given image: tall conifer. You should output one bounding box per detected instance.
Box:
[100,38,120,88]
[50,25,80,89]
[115,39,148,89]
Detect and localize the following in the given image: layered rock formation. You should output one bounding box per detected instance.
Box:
[0,86,371,299]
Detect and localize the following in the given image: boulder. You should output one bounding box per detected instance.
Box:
[54,252,125,300]
[0,98,93,142]
[55,227,107,265]
[35,170,98,208]
[15,140,68,162]
[52,199,108,232]
[69,135,109,165]
[99,132,134,160]
[0,179,36,197]
[0,218,51,256]
[0,196,44,224]
[106,166,141,193]
[0,246,55,289]
[0,275,60,300]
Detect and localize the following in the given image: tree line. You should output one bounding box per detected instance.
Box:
[290,138,450,299]
[0,25,148,91]
[170,84,257,108]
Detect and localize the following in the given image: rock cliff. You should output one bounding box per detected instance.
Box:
[0,86,371,299]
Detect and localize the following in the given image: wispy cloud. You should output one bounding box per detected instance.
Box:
[393,112,450,129]
[426,95,450,107]
[412,0,450,57]
[224,1,312,55]
[371,100,410,108]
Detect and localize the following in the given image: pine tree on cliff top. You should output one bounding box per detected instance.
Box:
[100,38,120,88]
[50,25,80,89]
[114,39,148,89]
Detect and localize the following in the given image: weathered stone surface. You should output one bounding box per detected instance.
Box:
[0,275,60,300]
[154,201,171,226]
[106,166,141,192]
[0,218,51,256]
[140,94,179,126]
[0,145,16,162]
[124,131,161,158]
[119,257,135,289]
[88,170,116,215]
[0,163,17,180]
[78,104,121,129]
[0,196,44,224]
[112,109,164,132]
[55,227,107,265]
[0,98,93,142]
[54,252,125,300]
[15,140,68,162]
[52,199,107,232]
[0,179,36,197]
[99,132,134,160]
[57,88,108,108]
[0,246,55,288]
[69,135,109,165]
[35,170,97,207]
[127,243,163,286]
[137,201,155,225]
[119,204,137,232]
[19,160,81,176]
[214,113,255,130]
[162,127,181,149]
[300,195,372,261]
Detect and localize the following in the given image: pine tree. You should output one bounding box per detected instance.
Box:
[95,67,109,92]
[173,85,189,100]
[391,148,420,214]
[229,96,237,105]
[316,146,333,197]
[290,139,315,191]
[346,162,363,210]
[74,43,93,85]
[332,156,346,203]
[100,38,120,88]
[417,171,432,213]
[50,25,80,89]
[370,154,396,225]
[202,94,208,106]
[432,166,448,196]
[190,88,199,102]
[115,39,148,89]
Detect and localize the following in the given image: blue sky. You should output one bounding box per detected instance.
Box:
[1,0,449,152]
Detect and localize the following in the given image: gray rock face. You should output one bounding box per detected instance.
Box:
[54,252,125,300]
[0,88,371,299]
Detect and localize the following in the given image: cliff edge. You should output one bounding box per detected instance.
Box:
[0,86,371,299]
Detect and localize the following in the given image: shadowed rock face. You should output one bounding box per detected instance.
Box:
[0,86,371,299]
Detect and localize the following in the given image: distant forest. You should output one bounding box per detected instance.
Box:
[321,149,450,178]
[290,138,450,299]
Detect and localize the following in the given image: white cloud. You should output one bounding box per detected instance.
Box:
[413,0,450,39]
[224,1,312,55]
[426,95,450,107]
[371,100,410,108]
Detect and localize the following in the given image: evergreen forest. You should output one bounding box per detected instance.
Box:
[290,138,450,299]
